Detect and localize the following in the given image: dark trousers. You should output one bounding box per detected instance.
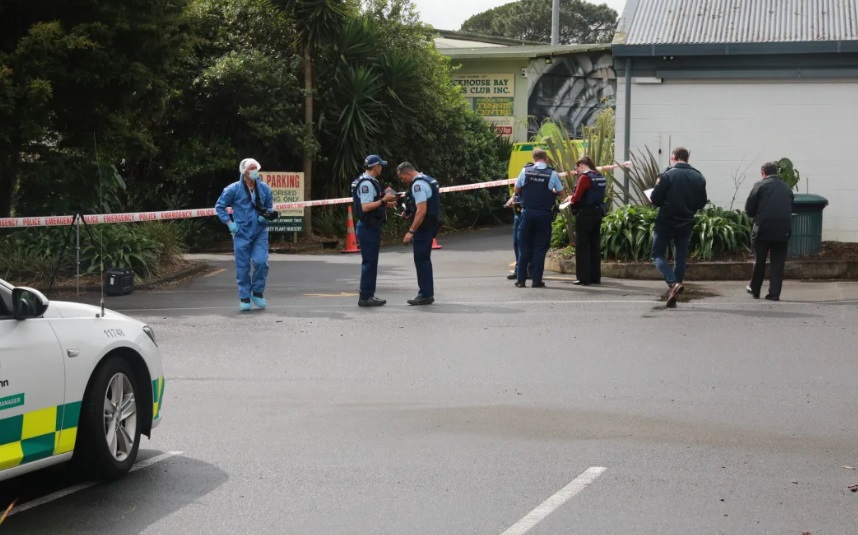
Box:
[356,222,381,300]
[574,208,602,284]
[652,226,692,287]
[750,239,788,298]
[413,227,435,298]
[517,209,552,284]
[512,213,521,277]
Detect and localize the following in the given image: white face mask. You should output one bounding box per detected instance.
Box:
[249,170,260,180]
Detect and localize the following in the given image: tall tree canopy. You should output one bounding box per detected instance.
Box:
[1,0,509,231]
[0,0,191,217]
[133,0,307,209]
[460,0,617,44]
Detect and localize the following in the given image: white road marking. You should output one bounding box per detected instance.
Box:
[8,451,183,516]
[500,467,606,535]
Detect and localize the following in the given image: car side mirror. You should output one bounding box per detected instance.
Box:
[12,287,50,320]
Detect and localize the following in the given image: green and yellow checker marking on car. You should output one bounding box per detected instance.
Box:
[0,400,81,470]
[152,376,165,421]
[0,376,165,471]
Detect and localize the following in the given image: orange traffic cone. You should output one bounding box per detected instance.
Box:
[432,237,442,250]
[341,206,360,253]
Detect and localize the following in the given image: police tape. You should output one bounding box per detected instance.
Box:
[0,162,631,228]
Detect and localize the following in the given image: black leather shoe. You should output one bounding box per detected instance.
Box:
[531,281,546,288]
[515,282,526,288]
[666,282,684,307]
[746,285,759,298]
[407,296,434,306]
[506,273,517,280]
[572,280,590,286]
[764,294,779,301]
[358,297,386,307]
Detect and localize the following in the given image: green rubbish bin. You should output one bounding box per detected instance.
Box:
[788,193,829,257]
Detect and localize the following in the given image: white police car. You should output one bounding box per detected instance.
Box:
[0,278,164,481]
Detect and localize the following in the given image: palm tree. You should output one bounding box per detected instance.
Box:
[315,15,420,196]
[274,0,349,235]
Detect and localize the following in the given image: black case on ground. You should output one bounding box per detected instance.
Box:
[104,268,135,296]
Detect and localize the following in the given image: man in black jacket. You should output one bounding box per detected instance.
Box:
[745,162,794,301]
[650,147,708,307]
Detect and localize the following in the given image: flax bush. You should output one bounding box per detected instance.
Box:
[0,221,188,285]
[600,204,751,261]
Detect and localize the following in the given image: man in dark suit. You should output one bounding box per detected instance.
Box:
[745,161,795,301]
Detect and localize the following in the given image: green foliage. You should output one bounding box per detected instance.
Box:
[276,0,351,48]
[539,114,614,247]
[441,188,507,229]
[581,107,615,206]
[311,206,348,239]
[316,6,509,212]
[0,0,192,217]
[540,119,578,246]
[618,147,662,206]
[5,0,511,249]
[0,222,188,285]
[582,108,615,166]
[599,204,752,261]
[776,158,800,191]
[551,216,569,249]
[689,205,752,260]
[138,0,305,211]
[460,0,618,43]
[80,226,162,279]
[540,119,581,191]
[135,222,189,273]
[16,158,128,217]
[601,205,657,261]
[0,241,56,287]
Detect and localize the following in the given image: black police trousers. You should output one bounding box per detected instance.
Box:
[574,207,602,284]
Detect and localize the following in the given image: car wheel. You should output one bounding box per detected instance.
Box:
[76,357,142,479]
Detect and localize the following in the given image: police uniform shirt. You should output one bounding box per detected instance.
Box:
[515,162,563,192]
[411,174,433,203]
[357,174,379,204]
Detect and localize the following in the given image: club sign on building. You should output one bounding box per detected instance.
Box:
[452,73,515,139]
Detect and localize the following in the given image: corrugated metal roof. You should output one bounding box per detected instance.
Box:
[438,43,611,60]
[434,37,506,49]
[618,0,858,45]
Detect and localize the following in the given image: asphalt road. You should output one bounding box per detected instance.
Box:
[3,226,857,534]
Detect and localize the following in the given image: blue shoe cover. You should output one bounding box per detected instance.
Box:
[239,301,252,312]
[251,296,266,309]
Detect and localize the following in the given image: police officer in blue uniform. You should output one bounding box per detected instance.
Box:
[514,148,565,288]
[567,156,607,285]
[397,162,441,305]
[352,155,398,307]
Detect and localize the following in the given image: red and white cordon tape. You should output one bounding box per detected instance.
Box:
[0,162,631,229]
